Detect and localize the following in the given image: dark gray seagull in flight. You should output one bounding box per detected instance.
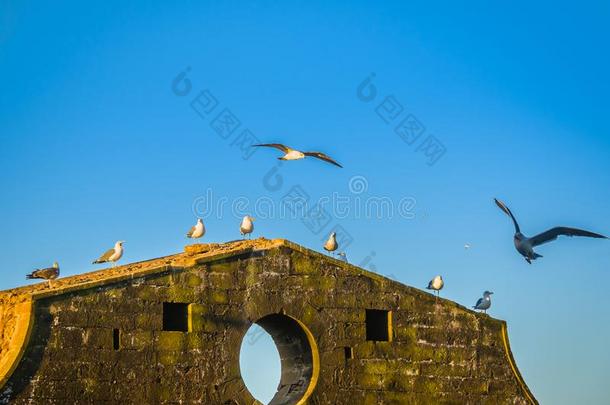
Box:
[253,143,343,168]
[494,198,607,264]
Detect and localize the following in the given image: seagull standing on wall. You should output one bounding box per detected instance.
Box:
[253,143,343,168]
[187,218,206,240]
[26,262,60,287]
[494,198,607,264]
[324,232,338,255]
[240,216,254,239]
[426,275,444,298]
[93,241,125,267]
[473,291,493,313]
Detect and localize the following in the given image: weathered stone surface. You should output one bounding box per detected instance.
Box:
[0,239,537,404]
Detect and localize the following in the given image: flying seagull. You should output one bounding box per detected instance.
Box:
[93,241,125,267]
[253,143,343,168]
[473,291,493,313]
[240,216,254,239]
[26,262,60,287]
[324,232,338,255]
[187,218,206,240]
[426,275,444,298]
[494,198,607,264]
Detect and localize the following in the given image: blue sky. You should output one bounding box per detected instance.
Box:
[1,1,609,403]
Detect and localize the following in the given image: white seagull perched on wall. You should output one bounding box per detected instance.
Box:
[240,216,254,239]
[93,241,125,267]
[426,275,444,298]
[187,218,206,240]
[26,262,60,287]
[494,198,607,264]
[473,291,493,313]
[324,232,338,255]
[253,143,343,168]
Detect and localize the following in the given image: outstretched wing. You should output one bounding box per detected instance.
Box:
[530,227,607,247]
[494,198,520,233]
[253,143,291,153]
[303,152,343,168]
[186,226,196,237]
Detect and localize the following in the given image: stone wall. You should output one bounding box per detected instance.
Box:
[0,239,536,404]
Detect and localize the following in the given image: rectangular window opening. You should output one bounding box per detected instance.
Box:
[113,328,120,350]
[344,346,354,360]
[163,302,191,332]
[365,309,392,342]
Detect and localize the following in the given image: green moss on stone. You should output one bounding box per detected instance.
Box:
[157,331,186,351]
[209,290,228,304]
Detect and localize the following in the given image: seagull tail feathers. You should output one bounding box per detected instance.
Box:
[25,273,35,279]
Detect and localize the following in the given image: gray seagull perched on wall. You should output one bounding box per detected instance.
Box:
[426,275,444,298]
[473,291,493,313]
[337,252,348,263]
[324,232,338,255]
[253,143,343,168]
[494,198,607,264]
[26,262,60,287]
[93,241,125,267]
[187,218,205,240]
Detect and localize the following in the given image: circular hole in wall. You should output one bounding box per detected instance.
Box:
[239,324,281,404]
[239,314,319,405]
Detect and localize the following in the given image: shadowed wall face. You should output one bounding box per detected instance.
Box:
[255,314,316,405]
[0,245,535,404]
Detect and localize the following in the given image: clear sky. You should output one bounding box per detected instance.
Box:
[1,1,609,403]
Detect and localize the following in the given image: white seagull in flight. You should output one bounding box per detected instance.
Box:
[254,143,343,168]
